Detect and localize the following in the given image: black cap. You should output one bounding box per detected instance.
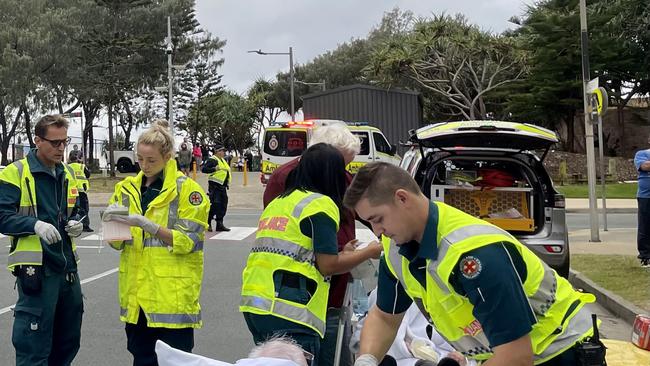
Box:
[214,144,225,151]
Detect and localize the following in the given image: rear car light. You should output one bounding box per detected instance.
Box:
[543,245,563,253]
[554,194,565,208]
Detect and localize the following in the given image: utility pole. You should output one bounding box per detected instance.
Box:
[166,16,174,136]
[580,0,600,242]
[289,46,294,120]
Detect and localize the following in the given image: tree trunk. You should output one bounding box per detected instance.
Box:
[566,112,576,153]
[108,102,116,177]
[616,105,625,143]
[23,105,34,148]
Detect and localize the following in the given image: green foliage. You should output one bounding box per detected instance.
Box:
[187,91,256,153]
[367,14,526,121]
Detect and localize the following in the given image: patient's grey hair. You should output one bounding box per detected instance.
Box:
[310,123,361,156]
[248,336,308,366]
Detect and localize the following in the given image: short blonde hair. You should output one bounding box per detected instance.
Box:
[310,123,361,156]
[138,119,174,157]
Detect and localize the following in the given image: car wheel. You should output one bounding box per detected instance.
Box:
[555,255,570,279]
[117,158,133,173]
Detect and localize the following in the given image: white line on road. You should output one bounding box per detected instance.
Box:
[0,267,118,316]
[80,267,118,285]
[76,245,103,249]
[208,227,257,241]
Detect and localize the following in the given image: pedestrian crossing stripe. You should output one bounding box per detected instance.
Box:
[76,228,379,243]
[208,227,257,241]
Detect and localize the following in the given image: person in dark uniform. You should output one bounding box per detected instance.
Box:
[202,145,231,232]
[345,163,601,366]
[0,114,84,366]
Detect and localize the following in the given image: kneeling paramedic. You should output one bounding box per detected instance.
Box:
[0,114,84,366]
[344,162,604,366]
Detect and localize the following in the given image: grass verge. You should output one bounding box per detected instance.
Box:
[556,183,637,199]
[88,176,125,193]
[571,254,650,311]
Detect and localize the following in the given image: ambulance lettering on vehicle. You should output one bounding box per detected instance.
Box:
[260,120,401,184]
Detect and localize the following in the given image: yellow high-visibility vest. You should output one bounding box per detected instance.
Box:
[383,202,597,364]
[208,156,231,185]
[68,162,89,192]
[1,158,79,271]
[240,189,339,337]
[108,159,209,329]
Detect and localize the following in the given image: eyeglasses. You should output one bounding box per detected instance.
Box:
[39,136,71,148]
[302,350,314,365]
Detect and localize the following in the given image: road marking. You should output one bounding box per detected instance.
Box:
[0,267,118,316]
[80,267,118,285]
[208,227,257,241]
[76,245,103,249]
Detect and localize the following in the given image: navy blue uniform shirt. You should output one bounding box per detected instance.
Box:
[376,201,536,347]
[0,149,80,273]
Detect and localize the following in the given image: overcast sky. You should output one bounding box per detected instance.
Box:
[194,0,533,94]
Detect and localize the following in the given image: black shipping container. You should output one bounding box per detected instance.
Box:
[302,84,423,154]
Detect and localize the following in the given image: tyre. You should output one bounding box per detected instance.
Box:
[117,158,133,173]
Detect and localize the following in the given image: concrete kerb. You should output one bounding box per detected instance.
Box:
[569,269,648,325]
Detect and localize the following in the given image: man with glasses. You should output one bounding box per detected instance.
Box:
[0,114,85,365]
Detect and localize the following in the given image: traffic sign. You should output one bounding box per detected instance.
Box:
[590,87,608,117]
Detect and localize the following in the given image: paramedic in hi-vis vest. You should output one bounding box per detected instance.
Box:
[0,114,84,366]
[101,119,209,366]
[68,152,93,232]
[344,163,601,366]
[202,144,231,232]
[240,143,383,366]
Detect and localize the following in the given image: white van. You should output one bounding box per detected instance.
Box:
[260,120,400,184]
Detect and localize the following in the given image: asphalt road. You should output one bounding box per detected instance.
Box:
[0,209,635,365]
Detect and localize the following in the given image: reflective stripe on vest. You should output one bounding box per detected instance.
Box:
[148,311,202,325]
[14,161,36,217]
[241,295,325,334]
[251,237,316,264]
[8,250,42,266]
[292,193,324,218]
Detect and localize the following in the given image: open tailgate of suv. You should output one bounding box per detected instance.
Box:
[413,120,559,152]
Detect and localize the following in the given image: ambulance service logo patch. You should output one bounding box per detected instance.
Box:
[460,256,482,279]
[189,191,203,205]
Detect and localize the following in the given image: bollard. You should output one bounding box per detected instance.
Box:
[243,160,248,186]
[192,161,197,180]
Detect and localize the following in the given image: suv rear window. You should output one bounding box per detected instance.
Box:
[264,130,307,157]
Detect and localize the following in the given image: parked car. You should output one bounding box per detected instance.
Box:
[401,120,569,277]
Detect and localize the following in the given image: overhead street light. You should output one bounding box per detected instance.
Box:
[248,47,295,120]
[295,79,326,91]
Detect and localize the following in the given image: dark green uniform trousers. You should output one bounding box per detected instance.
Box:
[12,268,83,366]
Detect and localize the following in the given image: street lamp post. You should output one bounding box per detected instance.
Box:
[248,47,295,120]
[579,0,600,242]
